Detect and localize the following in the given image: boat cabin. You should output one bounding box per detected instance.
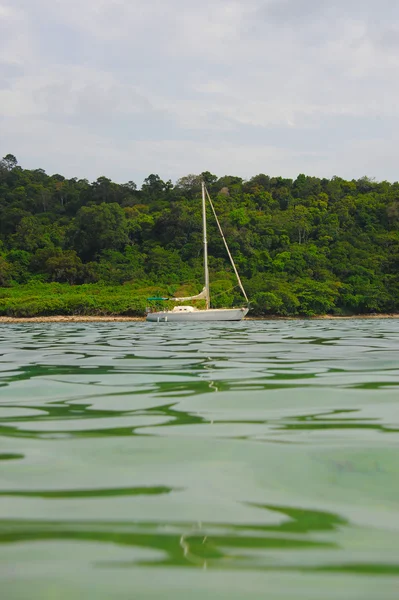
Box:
[171,305,197,313]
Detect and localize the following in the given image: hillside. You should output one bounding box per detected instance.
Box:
[1,154,399,317]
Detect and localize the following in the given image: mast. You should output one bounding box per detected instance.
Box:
[201,180,210,309]
[205,186,249,304]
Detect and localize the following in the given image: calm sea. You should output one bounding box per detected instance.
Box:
[0,320,398,599]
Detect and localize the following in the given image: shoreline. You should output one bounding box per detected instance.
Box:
[0,315,145,323]
[1,313,399,323]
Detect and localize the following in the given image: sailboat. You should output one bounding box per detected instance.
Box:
[146,181,249,322]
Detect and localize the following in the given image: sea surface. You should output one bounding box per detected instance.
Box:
[0,319,398,599]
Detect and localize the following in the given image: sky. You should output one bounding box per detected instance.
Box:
[1,0,399,185]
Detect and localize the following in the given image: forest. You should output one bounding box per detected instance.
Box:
[1,153,399,317]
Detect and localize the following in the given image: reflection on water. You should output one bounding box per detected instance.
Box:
[0,320,399,599]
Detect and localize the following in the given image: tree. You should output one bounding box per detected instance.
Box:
[5,250,31,283]
[45,250,83,284]
[13,216,47,252]
[123,181,137,192]
[200,171,218,187]
[0,207,30,237]
[71,202,129,260]
[1,154,18,171]
[175,174,202,198]
[92,176,122,204]
[0,255,12,286]
[141,174,173,201]
[292,174,321,200]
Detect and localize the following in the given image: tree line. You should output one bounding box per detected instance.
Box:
[1,153,399,316]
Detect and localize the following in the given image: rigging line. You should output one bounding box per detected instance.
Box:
[204,186,249,303]
[210,284,240,299]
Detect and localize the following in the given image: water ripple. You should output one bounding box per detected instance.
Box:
[1,320,399,599]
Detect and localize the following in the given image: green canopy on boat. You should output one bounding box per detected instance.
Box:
[146,296,168,301]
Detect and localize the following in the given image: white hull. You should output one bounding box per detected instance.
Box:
[146,308,249,322]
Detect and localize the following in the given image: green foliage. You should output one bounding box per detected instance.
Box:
[0,256,12,286]
[0,283,148,317]
[1,157,399,316]
[70,203,129,260]
[293,279,341,316]
[5,250,31,283]
[91,247,145,284]
[45,250,83,284]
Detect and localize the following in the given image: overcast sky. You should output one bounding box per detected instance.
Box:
[1,0,399,185]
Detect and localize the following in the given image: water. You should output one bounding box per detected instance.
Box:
[0,319,398,599]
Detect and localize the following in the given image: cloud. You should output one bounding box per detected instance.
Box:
[260,0,399,25]
[1,0,399,183]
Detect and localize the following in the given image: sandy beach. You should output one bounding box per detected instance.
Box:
[0,315,146,323]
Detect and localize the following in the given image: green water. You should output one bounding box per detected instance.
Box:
[0,320,398,599]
